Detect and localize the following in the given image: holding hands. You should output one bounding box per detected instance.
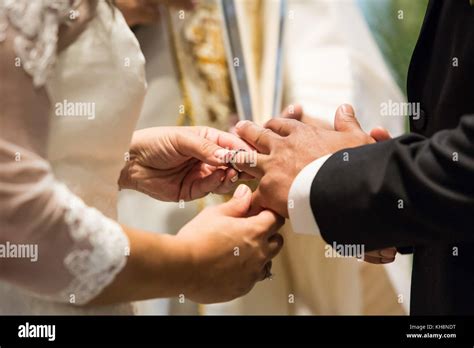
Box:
[116,105,396,304]
[177,184,283,303]
[282,105,397,264]
[231,104,398,265]
[233,104,375,218]
[119,126,252,202]
[114,126,282,303]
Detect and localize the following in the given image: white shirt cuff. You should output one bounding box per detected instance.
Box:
[288,154,332,235]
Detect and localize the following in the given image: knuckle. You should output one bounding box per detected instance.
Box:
[253,214,269,230]
[243,221,261,240]
[288,118,301,128]
[262,128,273,137]
[240,120,251,128]
[258,249,268,263]
[259,177,272,196]
[241,219,254,234]
[274,233,284,246]
[201,126,211,135]
[197,126,211,138]
[255,128,272,145]
[256,222,271,237]
[199,140,214,154]
[263,119,275,129]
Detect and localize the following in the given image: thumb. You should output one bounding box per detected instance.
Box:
[370,126,392,142]
[334,104,362,132]
[215,184,252,217]
[179,131,229,167]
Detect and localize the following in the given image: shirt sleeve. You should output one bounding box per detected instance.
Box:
[311,117,474,250]
[288,154,332,235]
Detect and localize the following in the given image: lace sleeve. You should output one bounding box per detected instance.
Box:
[0,140,130,305]
[0,0,130,305]
[0,0,81,87]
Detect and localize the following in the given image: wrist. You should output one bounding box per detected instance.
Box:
[173,233,201,299]
[163,234,198,298]
[135,233,196,299]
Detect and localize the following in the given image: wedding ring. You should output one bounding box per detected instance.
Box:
[229,149,246,173]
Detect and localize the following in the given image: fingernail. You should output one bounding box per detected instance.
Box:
[235,120,250,129]
[380,249,396,258]
[230,173,239,183]
[214,148,230,162]
[341,104,354,117]
[233,184,248,198]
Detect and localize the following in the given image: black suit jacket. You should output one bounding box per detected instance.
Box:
[311,0,474,315]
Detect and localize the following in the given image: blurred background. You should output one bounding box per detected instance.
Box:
[359,0,429,94]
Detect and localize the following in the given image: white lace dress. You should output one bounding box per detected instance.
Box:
[0,0,146,314]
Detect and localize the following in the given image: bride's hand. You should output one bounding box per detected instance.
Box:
[90,184,283,305]
[119,126,253,202]
[177,184,284,303]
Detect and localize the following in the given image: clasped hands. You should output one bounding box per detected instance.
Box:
[118,126,254,201]
[118,104,395,302]
[230,103,397,265]
[119,125,283,303]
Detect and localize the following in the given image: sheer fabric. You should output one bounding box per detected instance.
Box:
[0,0,146,313]
[0,139,129,305]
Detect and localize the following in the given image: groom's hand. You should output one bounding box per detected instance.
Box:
[233,104,375,218]
[280,104,333,130]
[281,108,399,264]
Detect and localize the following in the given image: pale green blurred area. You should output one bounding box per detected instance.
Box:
[358,0,429,95]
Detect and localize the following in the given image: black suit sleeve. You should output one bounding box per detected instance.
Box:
[311,113,474,251]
